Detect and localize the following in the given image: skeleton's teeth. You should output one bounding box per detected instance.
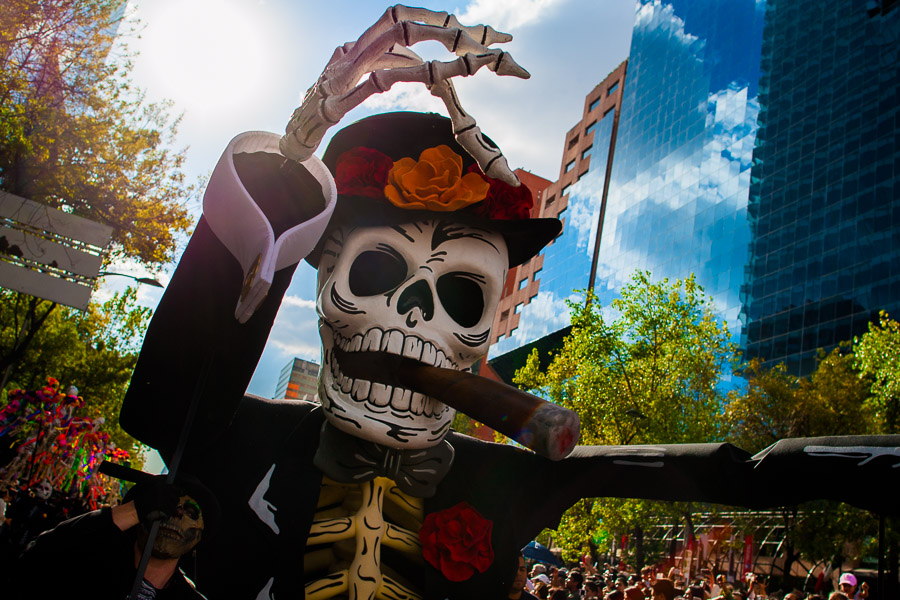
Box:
[402,337,423,360]
[351,379,370,401]
[340,375,352,394]
[410,392,425,415]
[436,350,447,369]
[384,329,404,355]
[362,329,382,351]
[422,397,434,417]
[390,387,411,411]
[421,343,437,367]
[370,383,392,406]
[350,335,363,352]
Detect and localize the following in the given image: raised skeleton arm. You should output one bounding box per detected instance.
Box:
[280,5,530,186]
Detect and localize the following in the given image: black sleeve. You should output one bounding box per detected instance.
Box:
[120,152,327,461]
[120,217,298,460]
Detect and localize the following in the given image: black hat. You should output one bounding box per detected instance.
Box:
[306,112,561,269]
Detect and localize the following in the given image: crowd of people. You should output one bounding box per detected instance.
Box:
[507,560,870,600]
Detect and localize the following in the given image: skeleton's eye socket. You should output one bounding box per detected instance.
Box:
[349,250,407,296]
[436,272,484,327]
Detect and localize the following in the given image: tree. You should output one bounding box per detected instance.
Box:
[725,348,874,454]
[725,349,881,589]
[0,0,194,267]
[853,311,900,434]
[0,286,150,462]
[514,271,735,563]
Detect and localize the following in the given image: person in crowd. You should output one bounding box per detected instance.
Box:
[652,578,677,600]
[625,574,645,600]
[552,568,569,592]
[711,574,726,598]
[828,593,849,600]
[567,570,584,599]
[837,573,868,600]
[11,475,215,599]
[534,580,551,600]
[551,589,571,600]
[584,580,601,599]
[509,553,540,600]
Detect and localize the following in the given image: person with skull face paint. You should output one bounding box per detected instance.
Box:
[11,475,211,599]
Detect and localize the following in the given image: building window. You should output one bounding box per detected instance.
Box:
[518,278,528,290]
[586,120,598,136]
[581,145,593,160]
[561,184,571,197]
[578,170,589,181]
[567,135,579,149]
[557,206,567,218]
[545,195,555,205]
[514,302,524,314]
[496,333,504,343]
[533,268,542,280]
[501,309,509,321]
[603,107,615,119]
[565,160,575,173]
[509,327,518,336]
[588,98,600,112]
[607,81,619,96]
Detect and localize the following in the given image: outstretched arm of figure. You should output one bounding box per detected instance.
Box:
[120,136,335,460]
[517,434,900,540]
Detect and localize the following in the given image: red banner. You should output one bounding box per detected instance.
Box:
[741,534,754,578]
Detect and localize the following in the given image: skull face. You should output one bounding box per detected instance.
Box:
[316,219,508,448]
[35,481,52,500]
[139,494,205,559]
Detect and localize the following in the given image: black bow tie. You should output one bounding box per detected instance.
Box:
[312,422,454,498]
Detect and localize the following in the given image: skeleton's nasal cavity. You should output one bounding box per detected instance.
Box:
[396,279,434,322]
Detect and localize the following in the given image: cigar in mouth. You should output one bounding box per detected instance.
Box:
[334,347,580,461]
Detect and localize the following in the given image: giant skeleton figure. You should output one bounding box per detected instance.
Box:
[120,7,900,600]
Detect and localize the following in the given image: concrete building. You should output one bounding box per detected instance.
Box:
[274,357,320,401]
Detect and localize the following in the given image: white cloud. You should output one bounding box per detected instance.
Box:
[271,339,321,359]
[457,0,569,31]
[281,295,317,310]
[362,82,447,113]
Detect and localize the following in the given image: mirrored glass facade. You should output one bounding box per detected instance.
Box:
[741,0,900,375]
[491,98,618,357]
[595,0,765,338]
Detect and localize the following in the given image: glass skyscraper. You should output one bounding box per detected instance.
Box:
[595,0,764,339]
[490,0,900,378]
[741,0,900,375]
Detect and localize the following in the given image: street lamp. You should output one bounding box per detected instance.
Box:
[97,271,164,288]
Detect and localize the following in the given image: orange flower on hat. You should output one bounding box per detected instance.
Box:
[385,145,490,212]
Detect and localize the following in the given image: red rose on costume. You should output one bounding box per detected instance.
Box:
[419,502,494,582]
[466,164,534,220]
[334,146,394,198]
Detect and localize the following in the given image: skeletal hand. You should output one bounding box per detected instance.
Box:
[280,5,530,186]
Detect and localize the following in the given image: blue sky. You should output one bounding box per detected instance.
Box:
[117,0,635,399]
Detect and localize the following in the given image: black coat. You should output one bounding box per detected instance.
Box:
[122,190,900,600]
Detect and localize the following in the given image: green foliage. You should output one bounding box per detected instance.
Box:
[0,0,194,267]
[853,311,900,433]
[514,271,735,562]
[725,348,874,454]
[1,287,150,462]
[515,271,735,447]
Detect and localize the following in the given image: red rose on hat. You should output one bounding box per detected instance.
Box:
[467,164,534,220]
[419,502,494,582]
[334,146,393,198]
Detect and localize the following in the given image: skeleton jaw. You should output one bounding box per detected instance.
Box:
[319,322,457,448]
